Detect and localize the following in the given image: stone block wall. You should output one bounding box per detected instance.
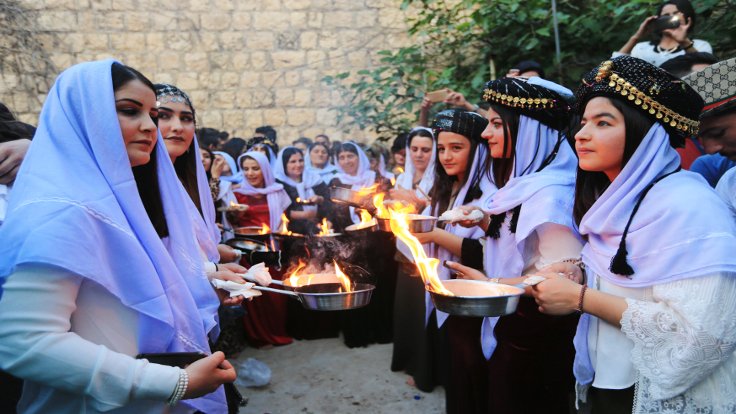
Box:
[0,0,412,145]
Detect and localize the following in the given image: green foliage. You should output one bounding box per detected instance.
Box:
[324,0,736,139]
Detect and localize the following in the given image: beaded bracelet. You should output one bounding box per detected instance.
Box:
[168,369,189,406]
[577,285,588,314]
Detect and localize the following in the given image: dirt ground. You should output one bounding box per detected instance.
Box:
[233,337,445,414]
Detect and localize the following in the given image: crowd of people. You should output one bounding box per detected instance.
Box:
[0,0,735,413]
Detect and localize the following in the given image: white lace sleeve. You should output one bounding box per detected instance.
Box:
[621,273,736,402]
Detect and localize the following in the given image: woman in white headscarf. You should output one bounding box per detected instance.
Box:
[304,141,339,184]
[229,151,294,347]
[534,57,736,413]
[0,61,236,413]
[444,76,582,413]
[390,127,435,209]
[389,126,439,391]
[327,141,384,232]
[274,146,330,235]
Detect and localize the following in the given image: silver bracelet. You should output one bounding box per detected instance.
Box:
[168,369,189,406]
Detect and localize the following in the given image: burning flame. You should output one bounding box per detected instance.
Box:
[259,223,270,234]
[333,261,352,293]
[296,197,302,203]
[288,260,307,287]
[396,166,404,174]
[230,201,237,207]
[359,209,373,225]
[317,218,332,236]
[279,213,292,235]
[356,183,379,197]
[373,193,389,218]
[388,209,453,296]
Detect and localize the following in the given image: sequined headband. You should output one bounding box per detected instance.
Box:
[589,60,699,135]
[482,88,559,109]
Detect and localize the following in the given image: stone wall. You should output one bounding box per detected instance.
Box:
[0,0,412,145]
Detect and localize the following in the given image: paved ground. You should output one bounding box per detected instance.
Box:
[233,337,445,414]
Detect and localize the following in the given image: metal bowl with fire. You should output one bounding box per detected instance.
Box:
[250,260,375,311]
[386,206,524,317]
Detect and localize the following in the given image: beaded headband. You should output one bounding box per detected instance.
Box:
[482,88,558,109]
[592,61,699,135]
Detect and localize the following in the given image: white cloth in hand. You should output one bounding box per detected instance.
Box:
[211,279,262,299]
[244,262,273,286]
[438,207,484,223]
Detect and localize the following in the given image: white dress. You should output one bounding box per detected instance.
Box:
[0,264,188,414]
[716,167,736,217]
[586,272,736,413]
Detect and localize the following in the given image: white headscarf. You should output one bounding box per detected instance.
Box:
[234,151,292,231]
[334,142,377,223]
[395,127,436,197]
[479,115,579,360]
[573,122,736,388]
[304,142,339,184]
[274,146,323,213]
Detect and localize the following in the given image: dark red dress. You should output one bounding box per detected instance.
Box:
[234,193,293,347]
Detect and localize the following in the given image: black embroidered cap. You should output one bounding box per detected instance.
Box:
[481,77,572,130]
[432,108,488,142]
[247,135,279,154]
[575,56,703,142]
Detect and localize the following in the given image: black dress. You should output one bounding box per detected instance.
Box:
[462,237,578,414]
[327,177,397,347]
[277,179,340,340]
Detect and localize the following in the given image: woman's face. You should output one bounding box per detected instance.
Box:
[286,152,304,179]
[368,155,379,172]
[575,97,627,181]
[158,100,195,162]
[659,4,688,39]
[310,145,329,167]
[409,136,433,172]
[393,149,406,167]
[200,148,212,171]
[115,79,158,167]
[338,150,359,176]
[437,131,472,179]
[481,107,513,159]
[242,158,265,188]
[215,154,232,175]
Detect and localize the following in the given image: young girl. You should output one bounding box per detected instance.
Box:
[0,60,235,412]
[414,108,492,413]
[533,56,736,413]
[446,76,583,413]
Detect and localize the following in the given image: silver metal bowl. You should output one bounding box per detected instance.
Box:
[294,282,375,311]
[376,214,436,233]
[429,279,524,317]
[329,186,372,208]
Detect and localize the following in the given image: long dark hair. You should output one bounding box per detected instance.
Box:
[572,97,654,226]
[111,62,168,238]
[486,104,521,188]
[430,132,483,216]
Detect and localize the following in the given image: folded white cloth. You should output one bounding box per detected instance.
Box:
[438,207,484,223]
[211,279,262,299]
[244,262,273,286]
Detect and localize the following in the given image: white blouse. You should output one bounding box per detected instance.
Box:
[586,272,736,413]
[612,39,712,67]
[716,167,736,217]
[0,264,187,414]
